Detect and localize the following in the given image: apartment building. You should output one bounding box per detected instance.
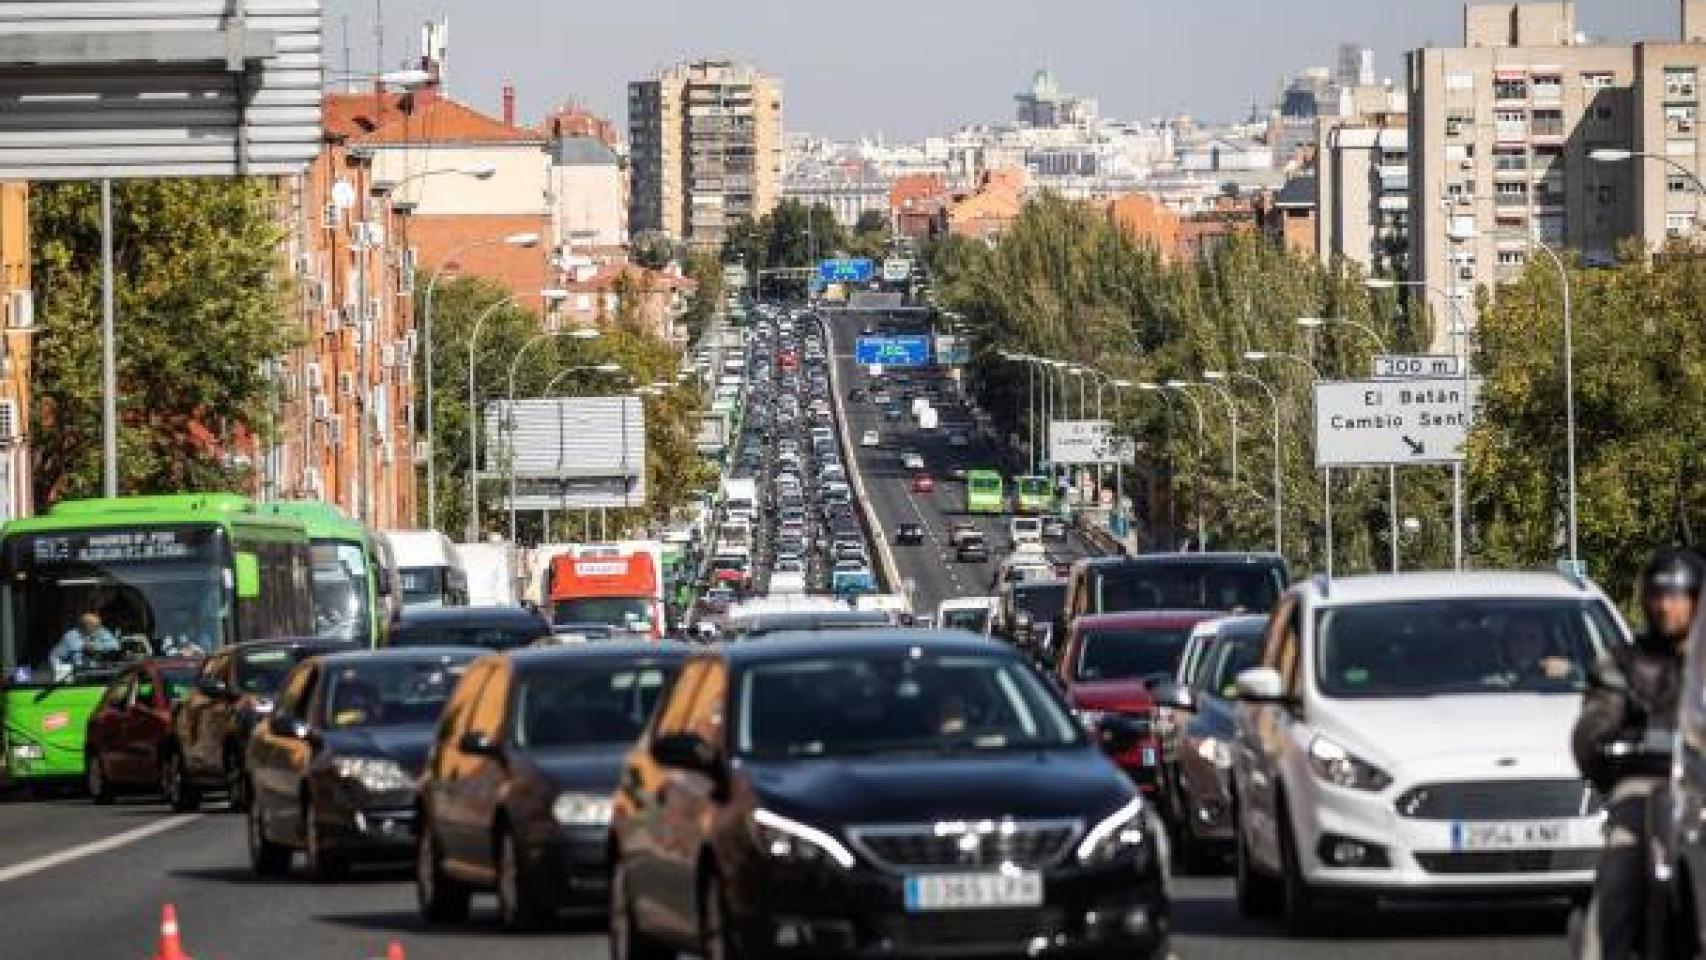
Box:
[1316,91,1410,274]
[1406,1,1706,347]
[0,183,30,520]
[628,59,784,247]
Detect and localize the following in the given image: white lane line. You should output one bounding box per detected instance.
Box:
[0,813,203,884]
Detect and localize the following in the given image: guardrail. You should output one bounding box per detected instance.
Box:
[818,314,903,597]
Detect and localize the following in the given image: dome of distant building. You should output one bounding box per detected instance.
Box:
[1031,69,1058,99]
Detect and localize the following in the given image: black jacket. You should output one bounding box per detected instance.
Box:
[1571,634,1683,793]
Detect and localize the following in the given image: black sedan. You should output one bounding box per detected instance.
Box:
[895,522,925,545]
[387,605,553,651]
[957,535,991,563]
[416,644,689,929]
[609,633,1168,960]
[246,647,482,879]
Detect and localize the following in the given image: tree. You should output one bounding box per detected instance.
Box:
[679,250,725,342]
[630,230,678,270]
[30,179,300,505]
[723,200,850,298]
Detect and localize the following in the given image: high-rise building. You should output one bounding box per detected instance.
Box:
[1405,1,1706,347]
[1316,89,1410,275]
[627,59,784,247]
[1015,69,1097,128]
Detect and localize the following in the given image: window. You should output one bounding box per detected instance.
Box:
[1532,144,1565,174]
[1534,213,1566,244]
[1582,71,1615,90]
[1668,212,1698,236]
[1595,105,1615,121]
[1493,147,1528,171]
[1497,249,1527,267]
[1493,78,1528,100]
[1666,68,1698,100]
[1495,181,1529,205]
[1667,104,1697,123]
[1670,174,1692,194]
[1445,112,1476,137]
[1495,109,1528,139]
[1533,75,1562,101]
[1532,109,1565,137]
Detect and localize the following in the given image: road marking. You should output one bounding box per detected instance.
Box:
[0,813,203,884]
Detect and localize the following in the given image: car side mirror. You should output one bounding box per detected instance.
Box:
[1149,679,1195,712]
[268,715,311,740]
[1096,715,1146,755]
[1235,667,1286,703]
[458,731,502,757]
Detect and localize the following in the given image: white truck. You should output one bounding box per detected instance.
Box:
[455,540,517,606]
[722,478,759,524]
[382,530,468,608]
[767,570,808,596]
[918,406,939,431]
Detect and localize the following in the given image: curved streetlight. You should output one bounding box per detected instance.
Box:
[1527,238,1579,575]
[1207,370,1282,555]
[999,351,1047,473]
[1171,379,1238,487]
[1141,381,1207,549]
[1244,350,1334,576]
[504,329,606,541]
[1590,148,1706,194]
[543,363,626,398]
[422,231,542,526]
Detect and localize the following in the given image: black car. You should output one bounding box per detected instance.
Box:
[246,647,482,879]
[957,534,991,563]
[388,606,553,651]
[608,633,1167,960]
[168,637,356,812]
[416,644,688,928]
[895,522,925,545]
[1041,516,1069,542]
[1058,553,1289,640]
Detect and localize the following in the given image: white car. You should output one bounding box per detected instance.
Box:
[901,452,925,471]
[861,430,880,448]
[1231,572,1629,934]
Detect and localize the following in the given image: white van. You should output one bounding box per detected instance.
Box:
[382,530,468,608]
[1010,515,1043,547]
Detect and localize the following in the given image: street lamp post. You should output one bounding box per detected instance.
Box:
[1298,315,1400,572]
[420,231,540,527]
[1527,239,1579,574]
[505,329,604,542]
[1172,380,1238,487]
[1143,382,1207,549]
[1209,369,1282,556]
[1245,350,1331,576]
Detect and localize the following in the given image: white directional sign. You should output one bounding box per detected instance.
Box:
[1373,354,1464,379]
[1048,420,1135,466]
[1313,378,1482,467]
[881,258,913,282]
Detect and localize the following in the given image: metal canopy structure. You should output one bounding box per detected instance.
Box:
[0,0,323,179]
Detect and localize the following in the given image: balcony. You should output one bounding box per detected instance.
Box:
[1378,164,1409,190]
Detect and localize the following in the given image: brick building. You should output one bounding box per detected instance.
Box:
[0,183,31,521]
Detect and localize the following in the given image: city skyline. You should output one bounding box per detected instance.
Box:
[325,0,1676,136]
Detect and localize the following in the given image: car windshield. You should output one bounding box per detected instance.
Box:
[552,597,651,628]
[514,662,678,749]
[1198,635,1261,698]
[391,623,548,650]
[310,540,372,642]
[941,609,990,633]
[323,655,473,729]
[1094,562,1283,613]
[236,647,313,695]
[737,652,1081,758]
[1013,583,1068,621]
[1315,598,1621,699]
[399,567,447,607]
[1075,627,1193,682]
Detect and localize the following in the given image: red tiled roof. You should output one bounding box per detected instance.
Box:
[334,92,545,146]
[322,92,408,141]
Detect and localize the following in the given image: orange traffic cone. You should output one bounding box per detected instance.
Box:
[153,903,190,960]
[384,942,404,960]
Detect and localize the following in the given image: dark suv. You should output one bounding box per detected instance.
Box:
[608,632,1168,960]
[416,644,688,929]
[1057,553,1288,639]
[166,638,354,812]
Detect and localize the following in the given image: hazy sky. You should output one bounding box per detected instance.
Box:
[325,0,1677,137]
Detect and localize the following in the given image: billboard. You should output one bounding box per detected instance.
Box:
[484,396,646,508]
[1048,420,1135,466]
[855,335,931,367]
[0,1,324,179]
[818,258,875,283]
[1313,378,1482,467]
[881,258,913,282]
[935,335,971,366]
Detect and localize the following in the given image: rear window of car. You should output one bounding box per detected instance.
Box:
[390,622,549,651]
[235,647,312,695]
[1092,561,1285,613]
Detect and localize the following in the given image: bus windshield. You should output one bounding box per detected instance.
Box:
[5,526,230,679]
[310,539,372,643]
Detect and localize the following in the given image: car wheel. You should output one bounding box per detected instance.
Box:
[163,749,200,813]
[1233,806,1279,918]
[224,748,249,813]
[304,798,348,882]
[416,827,471,924]
[247,796,292,877]
[700,872,743,960]
[1277,799,1322,936]
[497,828,552,930]
[86,751,114,805]
[608,858,670,960]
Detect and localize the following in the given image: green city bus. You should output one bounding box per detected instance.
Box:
[1014,476,1053,515]
[965,470,1006,515]
[0,494,314,786]
[259,500,396,648]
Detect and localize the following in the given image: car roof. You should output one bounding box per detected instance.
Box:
[397,605,545,626]
[226,637,358,655]
[714,630,1013,664]
[501,642,693,672]
[1303,571,1606,606]
[1084,552,1286,569]
[1075,610,1225,629]
[316,646,486,666]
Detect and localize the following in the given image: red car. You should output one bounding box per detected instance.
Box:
[84,657,203,803]
[911,472,936,493]
[1055,610,1220,791]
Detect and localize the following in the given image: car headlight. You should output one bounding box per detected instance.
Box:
[749,808,855,869]
[553,792,614,826]
[1076,797,1148,865]
[1195,737,1233,770]
[1306,735,1392,791]
[332,756,414,792]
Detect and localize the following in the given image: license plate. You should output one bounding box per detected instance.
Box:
[904,872,1043,912]
[1451,819,1572,851]
[1141,746,1158,767]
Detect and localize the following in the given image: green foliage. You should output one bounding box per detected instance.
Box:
[417,276,713,542]
[679,250,726,342]
[724,200,852,297]
[30,179,299,505]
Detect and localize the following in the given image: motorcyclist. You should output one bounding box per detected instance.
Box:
[1573,548,1703,960]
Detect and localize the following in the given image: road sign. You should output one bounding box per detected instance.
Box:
[1048,420,1135,466]
[818,258,875,283]
[935,335,971,366]
[0,1,323,179]
[855,336,931,367]
[1313,378,1483,467]
[1374,354,1464,379]
[881,258,913,282]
